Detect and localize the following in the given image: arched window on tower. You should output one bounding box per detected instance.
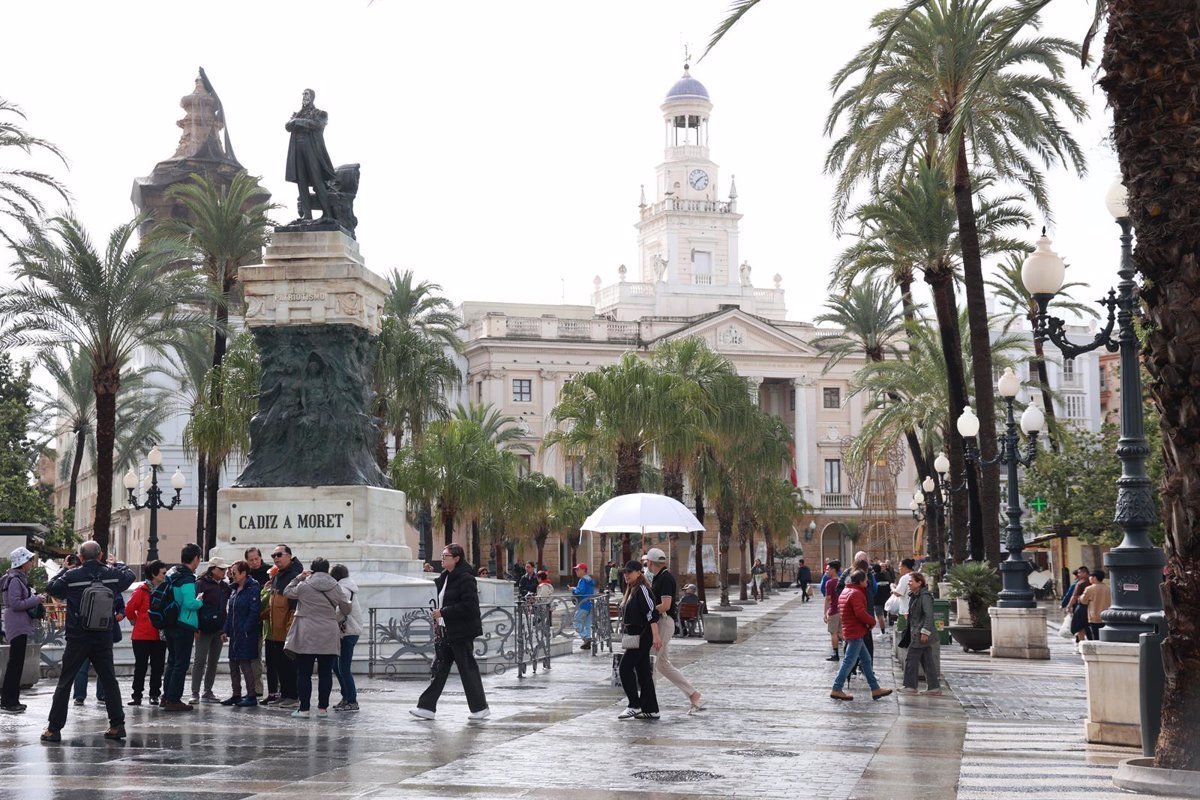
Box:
[671,114,707,147]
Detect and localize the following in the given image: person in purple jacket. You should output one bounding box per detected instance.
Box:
[2,547,46,713]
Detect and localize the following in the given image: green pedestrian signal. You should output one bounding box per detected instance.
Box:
[1029,496,1048,513]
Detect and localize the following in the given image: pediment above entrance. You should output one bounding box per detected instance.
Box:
[650,309,820,357]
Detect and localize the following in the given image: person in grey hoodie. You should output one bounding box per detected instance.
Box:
[282,557,351,718]
[330,564,364,711]
[2,547,45,712]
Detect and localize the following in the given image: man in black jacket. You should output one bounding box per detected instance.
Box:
[41,541,134,743]
[410,543,489,721]
[515,561,538,599]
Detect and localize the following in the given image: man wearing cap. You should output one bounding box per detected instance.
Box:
[41,541,134,742]
[2,547,45,712]
[571,563,595,650]
[643,547,704,713]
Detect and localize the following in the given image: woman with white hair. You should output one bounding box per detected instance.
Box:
[1,548,45,712]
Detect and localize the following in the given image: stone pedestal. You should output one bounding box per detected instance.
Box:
[1080,640,1142,746]
[988,606,1050,659]
[705,614,737,643]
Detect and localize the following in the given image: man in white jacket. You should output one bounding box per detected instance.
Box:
[329,564,364,711]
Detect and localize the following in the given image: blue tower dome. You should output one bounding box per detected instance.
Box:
[665,65,709,102]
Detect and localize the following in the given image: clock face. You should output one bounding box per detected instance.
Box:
[689,169,709,190]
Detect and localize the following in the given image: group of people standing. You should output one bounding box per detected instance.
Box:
[1062,565,1111,642]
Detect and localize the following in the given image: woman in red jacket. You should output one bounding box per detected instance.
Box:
[829,570,893,702]
[123,560,168,706]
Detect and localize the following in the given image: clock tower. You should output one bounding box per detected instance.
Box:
[637,64,741,290]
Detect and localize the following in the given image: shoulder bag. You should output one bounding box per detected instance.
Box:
[621,632,641,650]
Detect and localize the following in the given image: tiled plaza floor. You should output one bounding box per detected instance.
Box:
[0,590,1173,799]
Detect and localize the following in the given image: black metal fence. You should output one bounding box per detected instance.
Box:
[368,593,614,679]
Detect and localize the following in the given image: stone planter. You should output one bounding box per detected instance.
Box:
[1114,757,1200,798]
[1080,640,1141,746]
[0,642,42,689]
[937,581,952,600]
[704,614,737,644]
[947,625,992,653]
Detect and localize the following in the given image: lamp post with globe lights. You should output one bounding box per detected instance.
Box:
[1020,180,1166,642]
[123,445,186,562]
[910,475,945,562]
[931,450,968,569]
[957,366,1045,608]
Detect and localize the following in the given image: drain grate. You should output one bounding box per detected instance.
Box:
[633,770,722,783]
[725,748,799,758]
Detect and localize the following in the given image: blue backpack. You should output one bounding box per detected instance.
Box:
[148,572,181,630]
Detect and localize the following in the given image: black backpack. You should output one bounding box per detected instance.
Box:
[79,577,114,632]
[148,572,181,630]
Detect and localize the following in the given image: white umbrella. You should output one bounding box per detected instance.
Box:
[581,492,705,534]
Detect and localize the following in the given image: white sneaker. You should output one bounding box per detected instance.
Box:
[635,711,660,720]
[316,708,329,717]
[409,707,436,721]
[290,709,310,719]
[617,707,641,720]
[467,708,490,721]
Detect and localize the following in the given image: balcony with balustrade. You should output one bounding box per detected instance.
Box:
[466,313,641,345]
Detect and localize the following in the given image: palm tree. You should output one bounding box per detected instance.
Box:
[449,403,527,566]
[547,353,692,562]
[0,215,209,552]
[156,171,276,552]
[987,253,1097,453]
[0,98,68,248]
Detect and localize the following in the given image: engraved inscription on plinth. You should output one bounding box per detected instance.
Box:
[229,498,355,544]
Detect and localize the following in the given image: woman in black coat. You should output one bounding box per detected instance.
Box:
[409,543,490,721]
[617,560,662,720]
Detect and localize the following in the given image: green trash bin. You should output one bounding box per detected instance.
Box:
[933,599,951,645]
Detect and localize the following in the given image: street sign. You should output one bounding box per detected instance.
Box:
[1029,496,1048,513]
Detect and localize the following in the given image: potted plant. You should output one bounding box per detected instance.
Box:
[946,561,999,652]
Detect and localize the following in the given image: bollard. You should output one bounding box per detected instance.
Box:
[1138,611,1166,757]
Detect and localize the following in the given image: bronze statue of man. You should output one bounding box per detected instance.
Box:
[285,88,337,220]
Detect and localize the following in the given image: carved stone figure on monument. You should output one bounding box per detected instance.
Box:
[283,89,360,237]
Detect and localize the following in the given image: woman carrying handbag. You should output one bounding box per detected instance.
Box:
[617,560,662,720]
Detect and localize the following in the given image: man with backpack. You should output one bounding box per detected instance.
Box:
[40,541,134,743]
[160,544,205,712]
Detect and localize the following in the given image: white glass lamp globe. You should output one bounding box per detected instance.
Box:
[909,499,920,512]
[997,367,1021,399]
[1021,233,1066,297]
[934,452,951,475]
[922,475,936,493]
[142,472,152,492]
[171,468,186,491]
[1021,402,1046,434]
[1105,178,1130,220]
[148,446,163,467]
[914,491,925,504]
[122,468,137,491]
[957,406,981,438]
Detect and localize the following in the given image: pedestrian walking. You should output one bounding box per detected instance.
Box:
[796,558,812,601]
[887,559,916,624]
[221,560,261,707]
[822,560,842,662]
[1065,566,1092,643]
[409,543,490,722]
[617,559,662,720]
[330,563,363,711]
[161,543,205,712]
[191,557,230,704]
[243,547,270,698]
[607,560,620,592]
[122,560,168,706]
[872,564,890,633]
[571,563,595,650]
[1081,569,1111,641]
[263,545,303,708]
[751,558,766,600]
[644,547,703,713]
[41,541,134,742]
[898,572,941,695]
[283,557,351,719]
[2,547,45,713]
[829,569,893,702]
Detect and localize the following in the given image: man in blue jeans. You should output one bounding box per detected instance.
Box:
[161,544,204,712]
[830,570,893,702]
[571,563,595,650]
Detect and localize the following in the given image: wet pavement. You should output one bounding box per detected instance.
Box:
[0,591,1154,799]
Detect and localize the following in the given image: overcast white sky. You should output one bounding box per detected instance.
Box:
[3,0,1119,334]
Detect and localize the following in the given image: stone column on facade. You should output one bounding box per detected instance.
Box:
[793,375,813,491]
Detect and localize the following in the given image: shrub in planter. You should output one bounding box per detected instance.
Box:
[946,561,999,628]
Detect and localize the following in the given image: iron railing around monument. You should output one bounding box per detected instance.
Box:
[367,592,613,679]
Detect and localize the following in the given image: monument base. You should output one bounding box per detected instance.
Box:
[988,606,1050,659]
[213,485,433,612]
[1080,640,1142,747]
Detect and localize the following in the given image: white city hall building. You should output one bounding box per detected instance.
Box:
[455,66,910,580]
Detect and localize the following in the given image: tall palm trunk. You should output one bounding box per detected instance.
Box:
[536,527,548,571]
[616,441,641,563]
[372,394,388,471]
[470,518,481,569]
[1102,0,1200,770]
[442,506,455,549]
[663,464,684,503]
[717,491,734,607]
[67,426,85,511]
[953,140,1001,565]
[91,367,120,554]
[693,479,708,607]
[928,269,978,561]
[204,279,232,557]
[1031,335,1060,453]
[195,452,207,547]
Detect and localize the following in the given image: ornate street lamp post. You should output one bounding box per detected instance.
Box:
[124,446,186,562]
[932,451,969,570]
[957,369,1045,607]
[910,475,941,560]
[1020,181,1166,642]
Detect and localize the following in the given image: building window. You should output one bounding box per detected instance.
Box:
[789,388,796,411]
[565,457,585,492]
[823,387,841,409]
[824,459,842,494]
[476,381,483,402]
[517,454,532,478]
[693,250,712,284]
[1064,394,1086,419]
[1099,367,1107,390]
[512,378,532,403]
[1063,358,1078,386]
